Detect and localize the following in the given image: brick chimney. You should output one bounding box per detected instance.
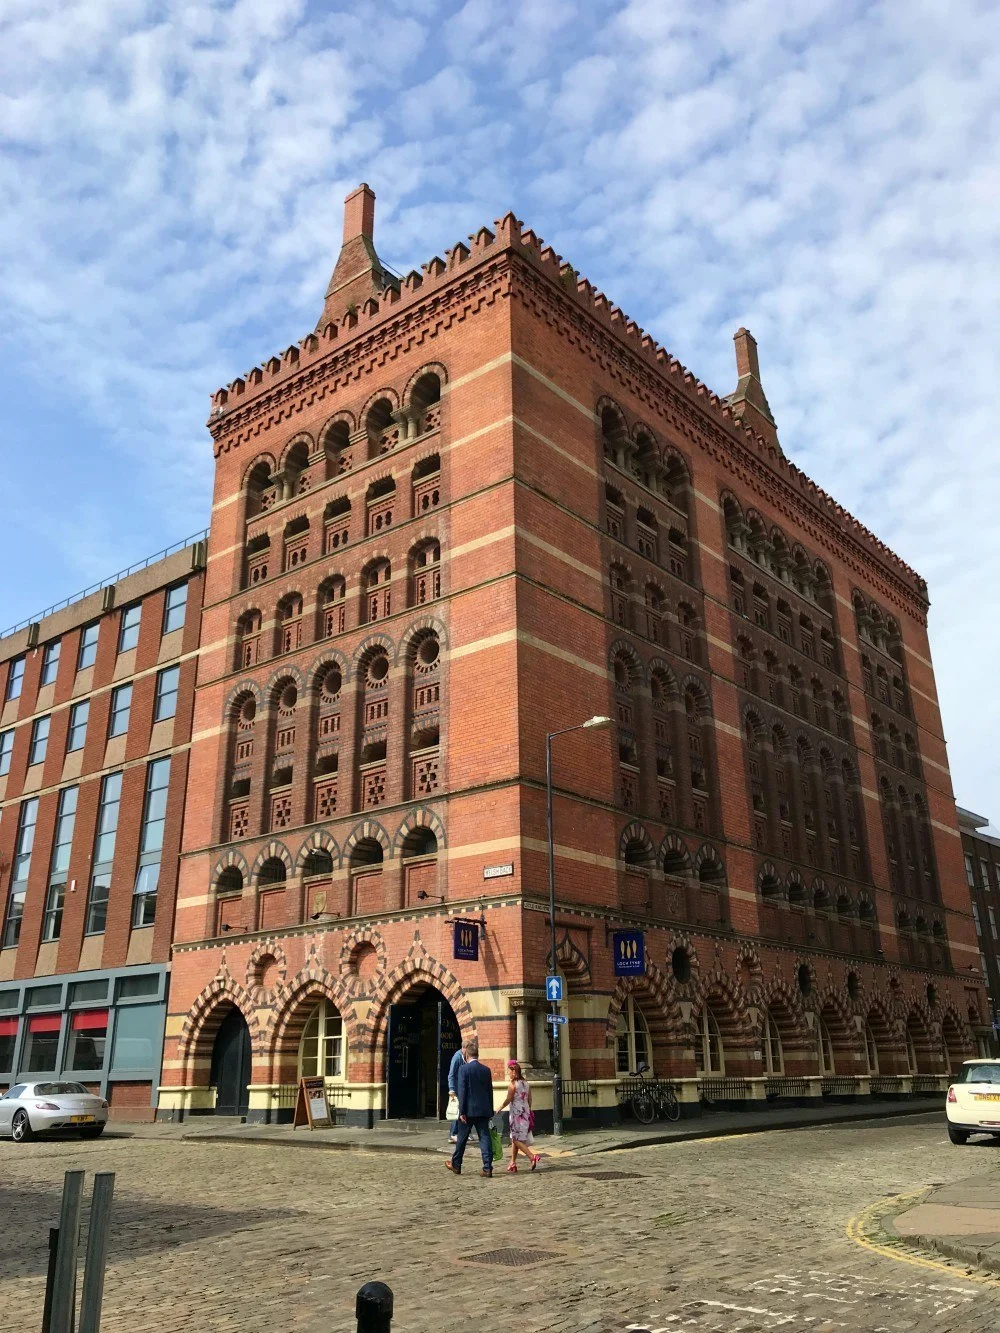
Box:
[728,327,780,450]
[318,184,390,328]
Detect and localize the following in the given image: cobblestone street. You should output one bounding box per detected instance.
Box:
[3,1115,1000,1332]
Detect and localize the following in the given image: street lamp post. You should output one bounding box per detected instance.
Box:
[546,714,612,1136]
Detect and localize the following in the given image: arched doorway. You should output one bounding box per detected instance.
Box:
[211,1007,251,1117]
[385,984,461,1120]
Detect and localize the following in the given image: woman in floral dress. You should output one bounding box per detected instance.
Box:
[500,1060,540,1172]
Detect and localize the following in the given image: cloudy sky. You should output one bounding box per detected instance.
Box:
[1,0,998,815]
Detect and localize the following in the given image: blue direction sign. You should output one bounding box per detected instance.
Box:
[545,975,564,1002]
[546,1014,567,1025]
[612,930,645,977]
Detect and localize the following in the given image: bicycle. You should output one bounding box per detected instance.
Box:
[628,1063,681,1123]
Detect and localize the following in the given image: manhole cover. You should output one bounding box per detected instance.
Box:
[464,1248,557,1267]
[576,1171,644,1181]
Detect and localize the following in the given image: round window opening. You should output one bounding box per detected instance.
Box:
[322,666,342,699]
[847,972,860,1001]
[280,684,298,710]
[797,963,812,997]
[614,661,628,689]
[367,655,389,684]
[417,637,440,667]
[927,983,937,1007]
[239,697,257,725]
[671,947,691,984]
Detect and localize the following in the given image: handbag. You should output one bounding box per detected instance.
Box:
[489,1119,504,1163]
[528,1109,535,1132]
[446,1091,459,1121]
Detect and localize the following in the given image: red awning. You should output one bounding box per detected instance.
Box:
[0,1017,18,1037]
[28,1014,62,1033]
[71,1010,109,1031]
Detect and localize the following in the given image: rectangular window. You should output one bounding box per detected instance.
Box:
[85,871,111,936]
[118,604,141,653]
[133,758,170,927]
[70,979,108,1005]
[66,1010,109,1072]
[5,657,25,701]
[116,973,160,1001]
[982,859,993,891]
[0,1017,16,1072]
[26,983,61,1009]
[990,907,998,941]
[40,640,61,686]
[29,715,50,766]
[154,665,180,722]
[3,798,39,949]
[78,622,100,671]
[973,903,982,935]
[43,786,78,942]
[163,583,188,635]
[24,1013,61,1073]
[110,1003,158,1072]
[967,854,977,886]
[108,684,132,737]
[67,699,89,752]
[0,730,11,776]
[86,770,122,935]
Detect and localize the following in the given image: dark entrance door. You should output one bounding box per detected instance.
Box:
[211,1007,251,1117]
[386,988,461,1120]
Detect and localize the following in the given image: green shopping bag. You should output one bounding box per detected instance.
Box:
[489,1119,504,1163]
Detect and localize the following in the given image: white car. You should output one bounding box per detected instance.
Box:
[946,1059,1000,1143]
[0,1081,108,1142]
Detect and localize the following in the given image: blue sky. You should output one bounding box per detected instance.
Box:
[2,0,999,814]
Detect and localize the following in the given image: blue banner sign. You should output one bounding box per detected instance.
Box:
[613,930,645,976]
[453,920,479,962]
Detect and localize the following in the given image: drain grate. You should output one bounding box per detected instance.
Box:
[464,1248,558,1268]
[576,1171,644,1181]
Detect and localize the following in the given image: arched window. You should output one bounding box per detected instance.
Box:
[601,406,626,466]
[609,563,631,628]
[410,372,441,435]
[636,507,658,561]
[216,866,243,895]
[258,857,286,886]
[283,515,310,571]
[276,593,303,654]
[605,483,625,541]
[630,430,656,488]
[319,576,346,638]
[363,559,391,624]
[864,1023,879,1075]
[365,477,396,537]
[245,533,270,588]
[623,837,653,869]
[644,583,665,643]
[236,610,262,670]
[820,627,836,670]
[667,528,688,581]
[677,602,698,661]
[905,1018,919,1075]
[302,849,333,878]
[723,495,745,551]
[298,1000,344,1079]
[616,997,651,1075]
[324,496,351,552]
[799,614,815,659]
[816,1017,835,1075]
[412,453,441,516]
[402,827,438,859]
[763,1009,783,1075]
[322,419,352,477]
[245,459,275,519]
[811,678,828,730]
[360,649,390,765]
[663,453,689,511]
[730,564,746,616]
[736,636,756,691]
[410,540,441,606]
[753,583,770,632]
[283,442,310,497]
[832,690,849,739]
[695,1005,724,1075]
[350,838,384,870]
[776,598,792,644]
[366,397,396,459]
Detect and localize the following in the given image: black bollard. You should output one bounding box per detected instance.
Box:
[356,1281,393,1333]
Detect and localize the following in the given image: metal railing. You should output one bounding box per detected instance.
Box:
[870,1074,903,1094]
[821,1076,859,1096]
[764,1076,809,1098]
[911,1074,946,1093]
[562,1079,597,1107]
[1,529,208,639]
[615,1076,681,1104]
[698,1076,751,1102]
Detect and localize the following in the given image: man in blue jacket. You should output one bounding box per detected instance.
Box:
[447,1044,465,1143]
[446,1038,495,1177]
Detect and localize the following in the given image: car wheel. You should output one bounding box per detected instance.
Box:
[948,1124,969,1145]
[80,1125,105,1139]
[11,1111,34,1143]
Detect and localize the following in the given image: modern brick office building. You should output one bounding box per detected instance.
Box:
[154,185,986,1126]
[959,806,1000,1038]
[0,541,204,1117]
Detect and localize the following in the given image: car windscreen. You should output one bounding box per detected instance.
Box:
[33,1082,91,1096]
[954,1064,1000,1084]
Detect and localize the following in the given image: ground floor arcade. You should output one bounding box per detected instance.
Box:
[156,903,990,1126]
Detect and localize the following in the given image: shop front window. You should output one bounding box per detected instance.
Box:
[763,1009,783,1075]
[695,1006,724,1075]
[0,1017,17,1072]
[298,1001,344,1079]
[66,1010,109,1072]
[24,1015,61,1072]
[616,996,651,1075]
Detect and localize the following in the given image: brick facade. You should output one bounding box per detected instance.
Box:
[150,187,985,1123]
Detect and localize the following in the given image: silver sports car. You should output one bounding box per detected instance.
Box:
[0,1081,108,1141]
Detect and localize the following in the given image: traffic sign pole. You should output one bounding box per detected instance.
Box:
[545,732,563,1137]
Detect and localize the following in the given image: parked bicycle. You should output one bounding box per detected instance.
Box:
[627,1063,680,1123]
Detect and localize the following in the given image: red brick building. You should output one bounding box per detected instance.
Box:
[0,541,204,1117]
[158,186,986,1126]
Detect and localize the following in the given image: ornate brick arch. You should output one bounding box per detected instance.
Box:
[815,987,859,1049]
[661,443,691,481]
[665,930,701,993]
[402,361,449,404]
[278,431,315,472]
[360,385,401,422]
[660,833,692,877]
[596,394,628,431]
[364,946,475,1053]
[734,941,763,1001]
[251,840,293,882]
[295,829,341,872]
[604,959,678,1044]
[680,673,712,715]
[618,821,655,865]
[399,615,449,659]
[245,940,289,995]
[393,807,446,854]
[630,417,659,446]
[318,409,356,447]
[264,664,305,699]
[211,848,250,884]
[344,820,393,863]
[264,968,363,1069]
[761,976,808,1038]
[940,1002,974,1056]
[339,926,388,984]
[241,451,278,490]
[648,658,680,699]
[306,647,350,691]
[353,632,396,673]
[693,842,725,876]
[608,638,647,688]
[548,933,592,987]
[222,680,264,720]
[177,974,263,1071]
[693,966,747,1040]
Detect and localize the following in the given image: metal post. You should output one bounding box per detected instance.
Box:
[356,1281,393,1333]
[79,1173,115,1333]
[50,1170,85,1333]
[41,1227,60,1333]
[546,731,563,1137]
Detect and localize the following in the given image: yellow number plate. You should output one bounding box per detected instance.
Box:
[70,1115,95,1123]
[974,1093,1000,1101]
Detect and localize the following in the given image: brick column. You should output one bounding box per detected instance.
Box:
[338,679,361,814]
[384,664,409,807]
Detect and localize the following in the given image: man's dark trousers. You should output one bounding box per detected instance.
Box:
[451,1115,493,1173]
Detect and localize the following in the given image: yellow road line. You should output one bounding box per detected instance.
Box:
[846,1191,999,1286]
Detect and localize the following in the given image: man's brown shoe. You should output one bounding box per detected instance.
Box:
[481,1169,493,1177]
[446,1160,460,1175]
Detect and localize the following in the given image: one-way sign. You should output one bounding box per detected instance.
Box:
[545,975,563,1002]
